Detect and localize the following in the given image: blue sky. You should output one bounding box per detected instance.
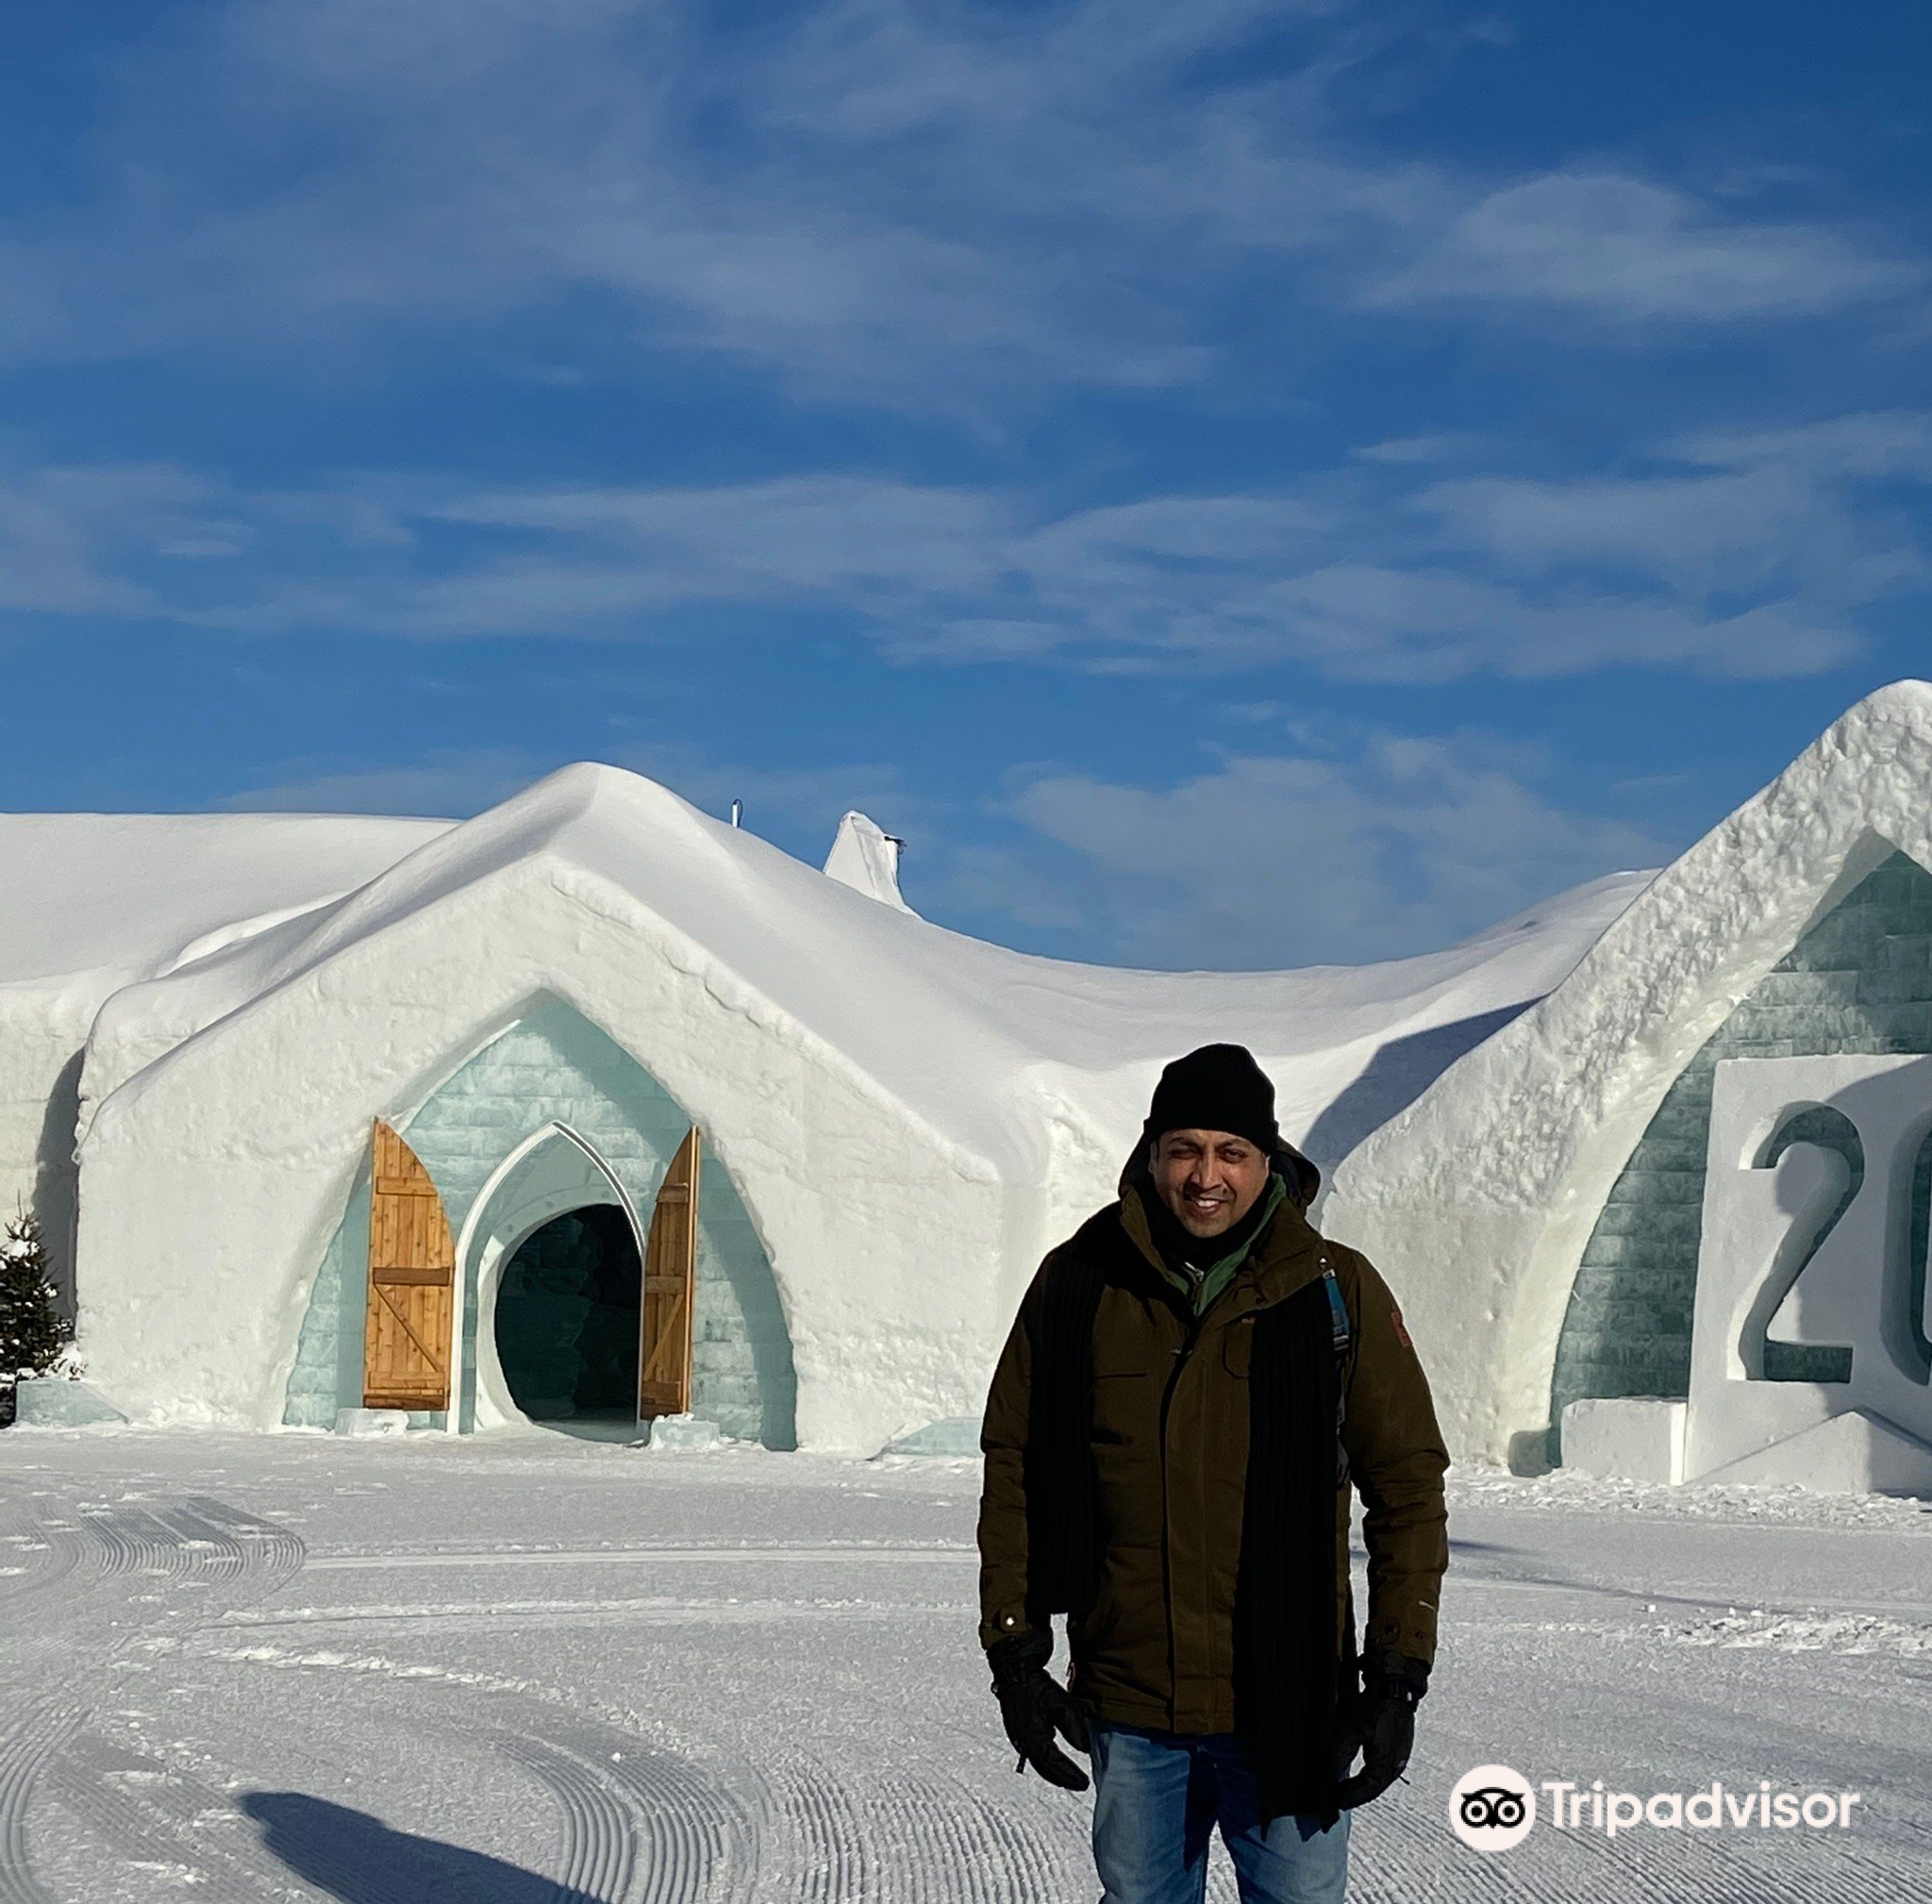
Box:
[3,1,1927,968]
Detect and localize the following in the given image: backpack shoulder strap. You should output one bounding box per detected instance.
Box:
[1321,1264,1350,1361]
[1321,1260,1353,1486]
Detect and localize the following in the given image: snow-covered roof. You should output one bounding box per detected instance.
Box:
[69,763,1649,1177]
[1332,679,1932,1215]
[0,810,449,1002]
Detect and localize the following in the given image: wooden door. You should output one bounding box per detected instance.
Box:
[362,1119,457,1411]
[638,1127,701,1419]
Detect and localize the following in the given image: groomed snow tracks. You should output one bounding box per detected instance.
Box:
[0,1705,78,1904]
[498,1716,761,1904]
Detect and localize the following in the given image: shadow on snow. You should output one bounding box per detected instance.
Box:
[241,1792,609,1904]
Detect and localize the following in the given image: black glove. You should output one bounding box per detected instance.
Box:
[1332,1649,1428,1810]
[987,1628,1091,1791]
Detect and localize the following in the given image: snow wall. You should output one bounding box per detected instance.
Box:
[0,1004,89,1310]
[1548,849,1932,1456]
[73,859,1030,1453]
[1322,682,1932,1471]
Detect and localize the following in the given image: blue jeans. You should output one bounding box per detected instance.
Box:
[1088,1721,1351,1904]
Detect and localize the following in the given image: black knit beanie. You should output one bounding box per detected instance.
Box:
[1143,1044,1279,1152]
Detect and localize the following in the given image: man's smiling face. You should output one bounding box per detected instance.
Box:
[1151,1128,1271,1241]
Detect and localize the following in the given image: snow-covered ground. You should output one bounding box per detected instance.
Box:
[2,1430,1926,1902]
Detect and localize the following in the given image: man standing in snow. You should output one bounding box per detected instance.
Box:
[976,1044,1448,1903]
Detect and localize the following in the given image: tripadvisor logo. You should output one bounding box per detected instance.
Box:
[1450,1765,1535,1850]
[1450,1763,1864,1850]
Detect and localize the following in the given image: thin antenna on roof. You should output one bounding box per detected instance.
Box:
[728,799,743,828]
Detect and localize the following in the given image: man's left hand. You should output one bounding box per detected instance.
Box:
[1333,1650,1429,1810]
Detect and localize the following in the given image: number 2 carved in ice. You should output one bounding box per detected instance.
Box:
[1736,1102,1931,1388]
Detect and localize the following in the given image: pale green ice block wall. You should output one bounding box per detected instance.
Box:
[1550,850,1932,1460]
[284,994,797,1445]
[283,1177,375,1429]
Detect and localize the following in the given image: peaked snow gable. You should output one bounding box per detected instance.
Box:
[1322,677,1932,1464]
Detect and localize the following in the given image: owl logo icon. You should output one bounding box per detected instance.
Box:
[1449,1765,1536,1850]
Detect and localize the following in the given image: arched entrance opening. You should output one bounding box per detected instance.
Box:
[493,1203,641,1433]
[286,994,799,1447]
[458,1120,643,1439]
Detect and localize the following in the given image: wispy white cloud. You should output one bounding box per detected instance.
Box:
[1,0,1368,402]
[1407,411,1932,642]
[943,726,1668,966]
[4,2,1917,409]
[13,409,1928,681]
[1349,433,1491,466]
[1367,173,1923,323]
[0,462,226,616]
[1215,567,1853,682]
[1671,410,1932,480]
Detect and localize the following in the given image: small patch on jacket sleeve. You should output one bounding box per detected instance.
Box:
[1391,1305,1412,1348]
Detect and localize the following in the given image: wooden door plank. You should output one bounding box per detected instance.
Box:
[638,1127,700,1420]
[362,1118,457,1411]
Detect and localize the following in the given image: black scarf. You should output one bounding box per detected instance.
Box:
[1022,1212,1345,1828]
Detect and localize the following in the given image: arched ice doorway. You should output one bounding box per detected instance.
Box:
[495,1204,642,1435]
[283,994,798,1445]
[460,1123,648,1439]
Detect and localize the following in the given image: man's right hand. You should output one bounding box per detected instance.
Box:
[986,1628,1091,1791]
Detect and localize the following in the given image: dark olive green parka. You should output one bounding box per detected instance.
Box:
[976,1159,1448,1735]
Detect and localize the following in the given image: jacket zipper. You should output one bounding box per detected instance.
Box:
[1157,1309,1201,1728]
